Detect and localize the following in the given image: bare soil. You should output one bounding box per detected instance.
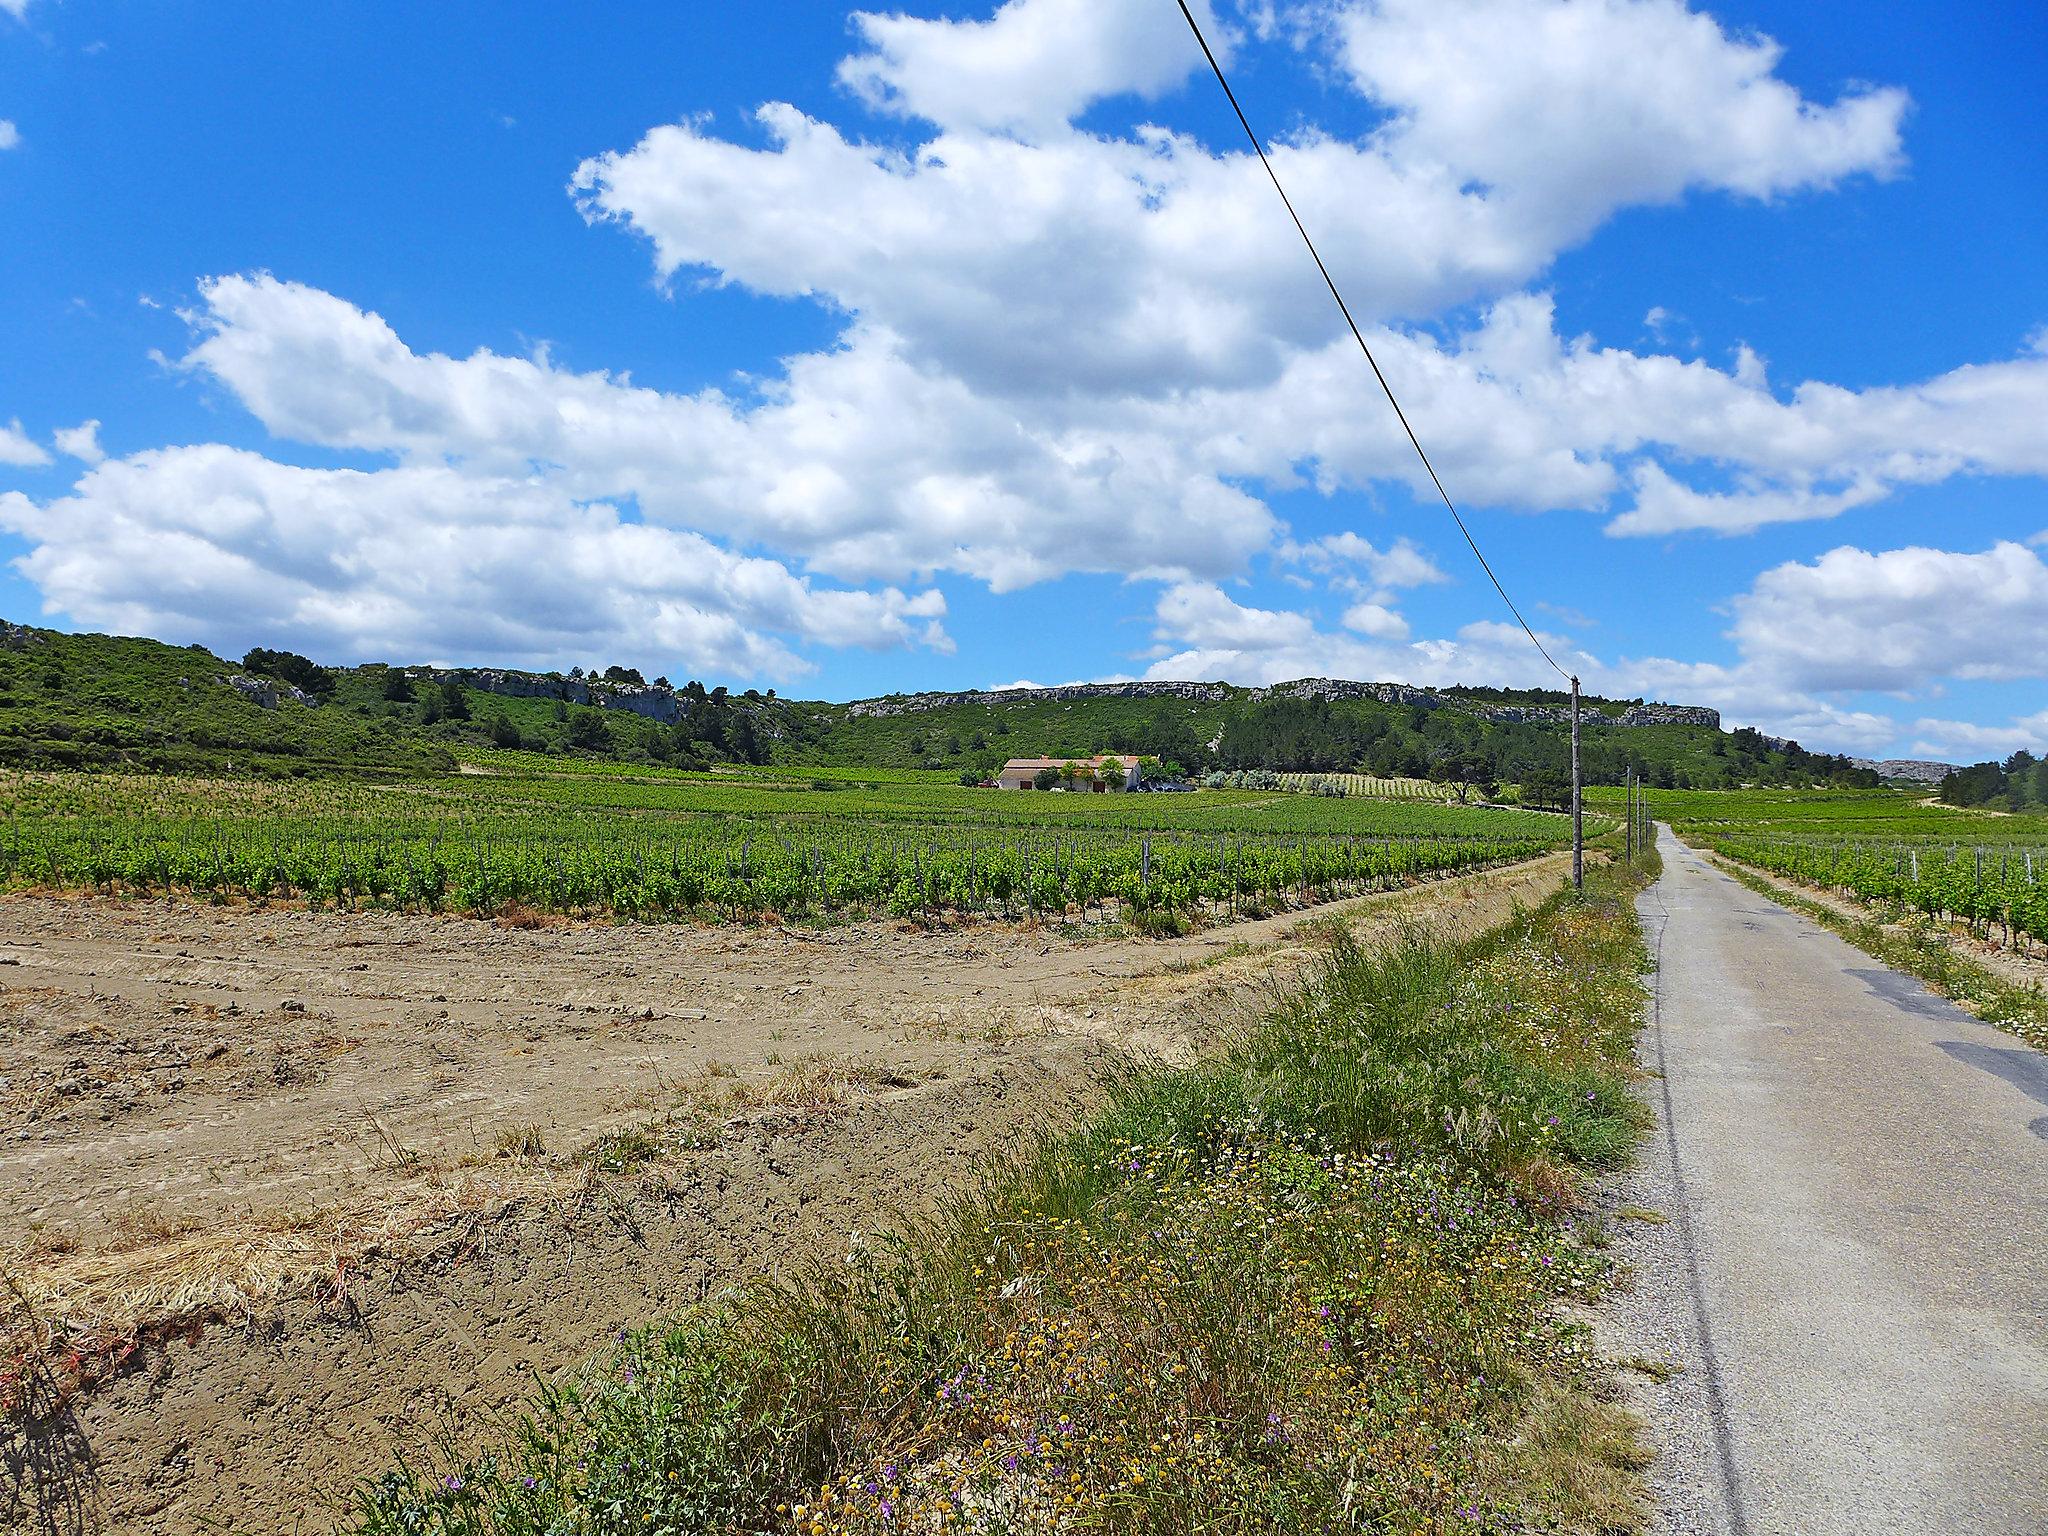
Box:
[0,852,1572,1535]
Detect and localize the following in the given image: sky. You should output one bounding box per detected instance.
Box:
[0,0,2044,761]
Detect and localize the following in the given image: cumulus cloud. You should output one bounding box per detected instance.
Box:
[838,0,1227,138]
[0,417,49,467]
[1138,531,2048,758]
[1287,531,1448,595]
[1728,539,2048,693]
[0,446,949,680]
[573,0,1902,404]
[1341,601,1410,640]
[179,273,1275,592]
[53,420,105,464]
[1907,711,2048,763]
[1610,463,1886,536]
[0,120,19,151]
[1331,0,1905,223]
[1145,581,1586,691]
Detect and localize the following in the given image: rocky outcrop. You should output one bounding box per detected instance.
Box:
[0,620,49,651]
[843,676,1720,731]
[845,680,1238,718]
[222,674,318,710]
[1258,678,1439,708]
[410,668,683,724]
[1851,757,1956,785]
[1461,700,1721,729]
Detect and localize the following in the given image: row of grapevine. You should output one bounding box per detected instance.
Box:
[1714,836,2048,951]
[0,814,1557,926]
[1277,773,1451,801]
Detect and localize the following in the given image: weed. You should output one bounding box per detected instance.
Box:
[493,1124,548,1161]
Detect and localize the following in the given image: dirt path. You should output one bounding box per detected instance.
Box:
[1,851,1573,1535]
[1609,829,2048,1535]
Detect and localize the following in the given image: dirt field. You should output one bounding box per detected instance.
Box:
[0,851,1574,1535]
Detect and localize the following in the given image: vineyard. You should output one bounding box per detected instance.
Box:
[0,763,1586,928]
[1276,771,1456,800]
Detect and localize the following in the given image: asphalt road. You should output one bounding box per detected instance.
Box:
[1631,827,2048,1536]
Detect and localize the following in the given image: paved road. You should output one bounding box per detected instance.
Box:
[1633,828,2048,1536]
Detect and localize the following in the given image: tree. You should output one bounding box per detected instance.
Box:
[566,708,612,751]
[381,668,415,703]
[1522,766,1568,810]
[1431,748,1494,804]
[243,646,335,696]
[436,679,471,722]
[1033,766,1062,790]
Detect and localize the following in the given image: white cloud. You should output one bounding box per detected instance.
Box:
[1906,711,2048,763]
[838,0,1227,139]
[573,0,1902,406]
[1341,601,1410,640]
[1609,462,1885,536]
[1331,0,1905,232]
[1289,531,1447,595]
[0,446,949,681]
[1139,534,2048,758]
[0,417,49,467]
[0,120,19,151]
[1728,539,2048,693]
[0,2,25,24]
[53,419,105,464]
[1146,581,1585,691]
[180,273,1275,592]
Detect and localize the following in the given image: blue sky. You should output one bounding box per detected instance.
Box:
[1,0,2043,760]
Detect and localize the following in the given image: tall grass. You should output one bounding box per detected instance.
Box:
[354,862,1654,1535]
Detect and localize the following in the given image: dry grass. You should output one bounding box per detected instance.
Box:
[1477,1375,1652,1534]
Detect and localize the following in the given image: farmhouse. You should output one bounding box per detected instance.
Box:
[996,754,1143,792]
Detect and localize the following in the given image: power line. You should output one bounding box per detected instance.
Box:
[1173,0,1569,683]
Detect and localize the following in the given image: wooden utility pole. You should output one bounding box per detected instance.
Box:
[1571,675,1583,890]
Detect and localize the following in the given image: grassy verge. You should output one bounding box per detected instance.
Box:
[354,860,1657,1536]
[1711,855,2048,1053]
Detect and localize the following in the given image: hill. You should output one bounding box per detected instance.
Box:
[0,620,1882,793]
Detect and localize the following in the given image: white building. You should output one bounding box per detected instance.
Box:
[995,754,1143,792]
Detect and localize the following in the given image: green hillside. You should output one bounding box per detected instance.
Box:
[0,620,1886,793]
